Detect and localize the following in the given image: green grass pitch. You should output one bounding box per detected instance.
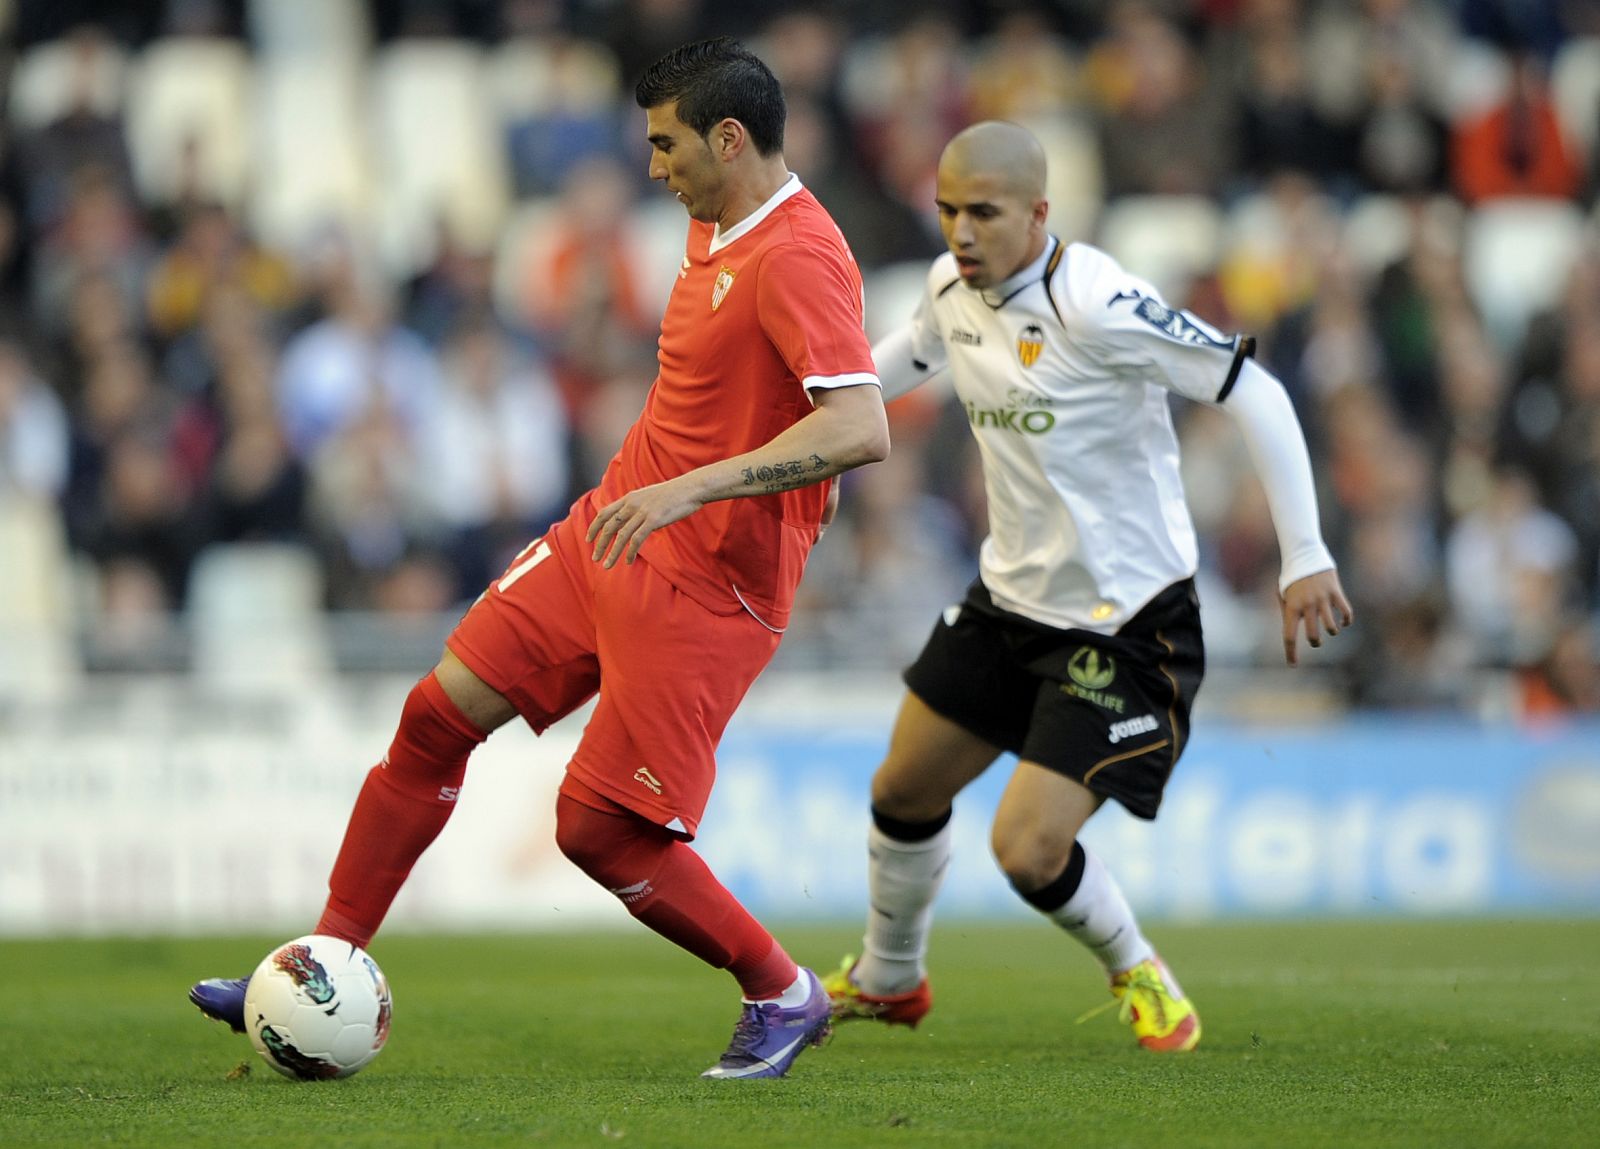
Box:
[2,921,1596,1148]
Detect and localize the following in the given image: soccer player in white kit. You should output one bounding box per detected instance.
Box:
[823,121,1353,1051]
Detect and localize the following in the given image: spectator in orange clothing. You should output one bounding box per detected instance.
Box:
[1452,49,1581,205]
[1517,620,1600,719]
[521,154,656,419]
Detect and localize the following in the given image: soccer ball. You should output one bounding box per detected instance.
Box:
[243,934,392,1080]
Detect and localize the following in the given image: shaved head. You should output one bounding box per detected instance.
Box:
[940,121,1047,201]
[933,121,1050,288]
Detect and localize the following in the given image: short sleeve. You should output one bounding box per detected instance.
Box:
[1070,247,1254,405]
[904,257,957,375]
[756,244,880,392]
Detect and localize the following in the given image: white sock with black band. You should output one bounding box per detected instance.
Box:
[854,809,953,996]
[1019,842,1154,976]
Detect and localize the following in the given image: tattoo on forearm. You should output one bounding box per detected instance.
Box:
[741,454,831,493]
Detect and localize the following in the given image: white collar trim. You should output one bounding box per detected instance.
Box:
[709,173,803,255]
[979,235,1058,308]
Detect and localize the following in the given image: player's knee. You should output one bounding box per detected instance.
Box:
[553,798,609,877]
[870,765,942,822]
[433,650,517,733]
[991,827,1075,894]
[553,791,665,890]
[375,673,486,800]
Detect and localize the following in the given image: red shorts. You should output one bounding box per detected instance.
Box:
[446,494,782,838]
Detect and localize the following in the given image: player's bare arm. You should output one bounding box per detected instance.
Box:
[588,382,888,567]
[1281,568,1355,667]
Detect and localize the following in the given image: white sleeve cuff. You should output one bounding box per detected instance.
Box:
[802,371,881,392]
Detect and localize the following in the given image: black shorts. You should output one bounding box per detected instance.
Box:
[903,578,1205,820]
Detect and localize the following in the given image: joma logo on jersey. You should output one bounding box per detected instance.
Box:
[1017,323,1045,367]
[964,402,1056,434]
[711,266,736,310]
[949,328,982,346]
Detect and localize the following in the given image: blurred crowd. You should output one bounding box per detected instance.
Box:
[0,0,1598,716]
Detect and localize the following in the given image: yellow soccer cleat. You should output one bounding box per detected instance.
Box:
[821,955,932,1028]
[1082,954,1201,1052]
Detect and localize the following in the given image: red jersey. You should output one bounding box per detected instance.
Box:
[595,177,878,628]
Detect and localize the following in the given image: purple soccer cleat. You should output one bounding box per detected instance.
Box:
[188,976,250,1034]
[701,968,832,1080]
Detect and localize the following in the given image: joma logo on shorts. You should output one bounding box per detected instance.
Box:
[1107,714,1158,744]
[634,767,663,795]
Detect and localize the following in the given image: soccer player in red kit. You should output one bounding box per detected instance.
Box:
[190,38,889,1081]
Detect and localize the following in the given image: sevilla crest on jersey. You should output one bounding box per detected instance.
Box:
[711,266,735,311]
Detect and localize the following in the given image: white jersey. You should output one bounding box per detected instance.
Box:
[900,237,1259,633]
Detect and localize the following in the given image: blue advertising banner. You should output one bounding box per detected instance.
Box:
[697,718,1600,919]
[4,684,1594,934]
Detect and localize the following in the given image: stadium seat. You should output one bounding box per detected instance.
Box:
[1551,36,1600,163]
[1340,194,1413,278]
[246,0,369,59]
[187,542,332,690]
[248,57,373,258]
[1096,196,1223,303]
[8,33,127,131]
[0,495,81,694]
[1462,198,1589,351]
[863,260,930,345]
[1020,112,1103,247]
[370,40,510,278]
[1444,37,1512,124]
[125,38,253,212]
[836,34,900,122]
[488,37,626,199]
[1223,192,1296,261]
[1341,194,1466,282]
[487,36,621,124]
[628,196,693,317]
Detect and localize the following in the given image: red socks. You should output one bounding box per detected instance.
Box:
[554,777,798,1000]
[317,672,487,948]
[316,676,795,1001]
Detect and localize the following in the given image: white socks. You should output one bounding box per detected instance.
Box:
[853,818,1150,991]
[1042,846,1153,976]
[853,819,953,996]
[749,969,813,1008]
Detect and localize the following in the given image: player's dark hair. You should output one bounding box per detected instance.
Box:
[634,37,785,156]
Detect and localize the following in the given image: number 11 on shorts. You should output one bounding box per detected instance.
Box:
[498,538,552,592]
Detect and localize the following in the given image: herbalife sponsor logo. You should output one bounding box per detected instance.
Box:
[1063,646,1125,712]
[965,387,1056,434]
[1064,682,1125,713]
